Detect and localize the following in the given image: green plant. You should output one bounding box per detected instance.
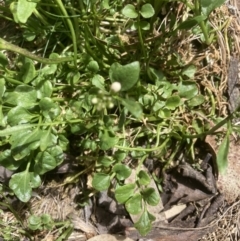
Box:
[179,0,227,45]
[0,0,230,237]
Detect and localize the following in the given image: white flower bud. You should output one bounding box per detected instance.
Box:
[108,103,114,108]
[110,82,121,92]
[92,97,98,104]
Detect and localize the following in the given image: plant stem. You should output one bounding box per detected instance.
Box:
[0,38,75,64]
[54,0,78,66]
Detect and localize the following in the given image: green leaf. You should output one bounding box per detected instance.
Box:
[140,4,155,18]
[122,4,138,18]
[138,170,151,185]
[41,214,54,229]
[160,82,177,99]
[158,108,171,118]
[21,58,36,83]
[178,15,207,29]
[141,187,160,206]
[200,0,226,16]
[109,61,140,91]
[125,193,142,214]
[47,145,64,166]
[98,156,114,167]
[39,98,60,120]
[34,151,57,175]
[87,60,99,72]
[113,150,127,162]
[115,183,136,204]
[0,105,5,127]
[139,94,155,107]
[148,68,166,84]
[36,79,53,99]
[0,149,21,171]
[188,94,205,107]
[58,134,69,151]
[165,95,181,110]
[0,52,8,67]
[81,139,97,151]
[112,163,132,180]
[10,2,20,23]
[134,21,150,30]
[40,129,57,151]
[102,0,110,9]
[67,71,81,85]
[16,0,37,23]
[134,210,153,236]
[92,75,105,90]
[92,173,111,191]
[7,106,37,126]
[28,215,42,230]
[11,129,41,160]
[121,99,142,118]
[178,81,198,99]
[182,65,196,78]
[0,78,6,101]
[216,133,230,174]
[4,85,37,107]
[0,124,33,136]
[30,172,42,188]
[23,29,36,41]
[9,171,41,202]
[41,64,57,76]
[99,129,119,150]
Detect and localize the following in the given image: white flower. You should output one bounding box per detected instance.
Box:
[110,82,121,92]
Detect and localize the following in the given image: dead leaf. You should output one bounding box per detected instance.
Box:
[164,204,186,219]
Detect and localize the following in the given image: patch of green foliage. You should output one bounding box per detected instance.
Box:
[0,0,230,237]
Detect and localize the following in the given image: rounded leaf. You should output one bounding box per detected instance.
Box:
[121,99,142,118]
[178,81,198,99]
[113,150,127,162]
[112,163,132,180]
[7,106,36,126]
[115,183,136,204]
[165,95,181,110]
[140,4,155,18]
[109,62,140,91]
[188,94,205,107]
[87,60,99,72]
[122,4,138,18]
[138,170,151,185]
[134,210,154,236]
[4,85,37,107]
[125,193,143,214]
[28,215,42,230]
[16,0,37,23]
[98,156,114,167]
[92,74,105,90]
[34,151,57,175]
[92,173,111,191]
[141,187,160,206]
[99,129,119,150]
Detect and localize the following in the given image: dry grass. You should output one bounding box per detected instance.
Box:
[199,199,240,241]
